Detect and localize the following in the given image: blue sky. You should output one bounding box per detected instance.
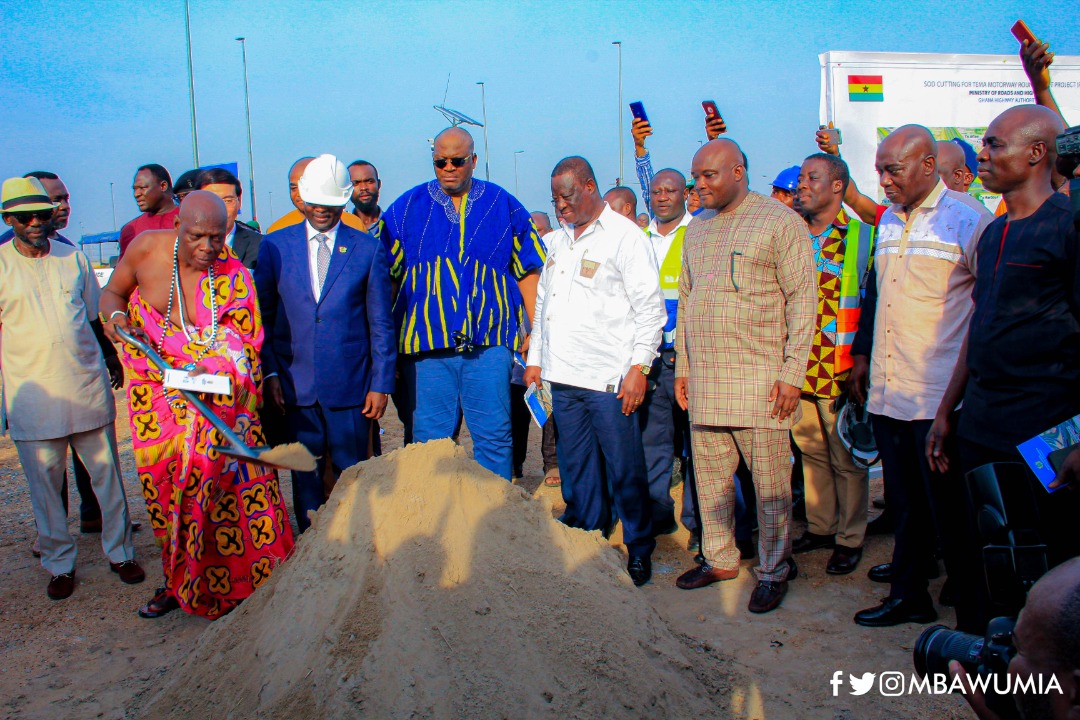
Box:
[0,0,1075,237]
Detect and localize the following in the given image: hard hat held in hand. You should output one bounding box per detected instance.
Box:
[298,154,351,207]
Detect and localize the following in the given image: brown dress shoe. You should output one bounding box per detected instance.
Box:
[47,572,75,600]
[110,560,146,584]
[748,580,788,613]
[676,564,739,589]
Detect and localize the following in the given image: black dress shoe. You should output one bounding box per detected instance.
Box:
[826,546,863,575]
[748,580,789,613]
[47,572,75,600]
[627,556,652,587]
[854,597,937,627]
[868,561,939,583]
[792,531,835,554]
[868,562,893,583]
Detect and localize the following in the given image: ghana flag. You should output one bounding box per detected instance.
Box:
[848,75,883,102]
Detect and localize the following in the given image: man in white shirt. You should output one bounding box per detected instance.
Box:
[639,169,695,540]
[0,177,144,600]
[524,156,666,587]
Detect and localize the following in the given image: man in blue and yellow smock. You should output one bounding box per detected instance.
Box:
[380,127,545,479]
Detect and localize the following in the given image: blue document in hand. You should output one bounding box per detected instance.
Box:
[524,382,552,428]
[1017,413,1080,493]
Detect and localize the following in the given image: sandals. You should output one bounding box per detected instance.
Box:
[543,469,561,488]
[138,586,180,619]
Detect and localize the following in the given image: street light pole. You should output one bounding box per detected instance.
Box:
[109,182,117,231]
[514,150,525,197]
[268,191,274,221]
[236,37,258,222]
[612,40,623,186]
[184,0,200,167]
[477,81,490,182]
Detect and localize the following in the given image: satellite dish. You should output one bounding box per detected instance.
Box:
[434,105,484,128]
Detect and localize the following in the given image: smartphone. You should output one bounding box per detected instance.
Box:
[822,127,843,146]
[629,101,648,124]
[702,100,720,118]
[1011,19,1038,45]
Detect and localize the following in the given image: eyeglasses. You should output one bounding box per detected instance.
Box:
[433,156,470,169]
[7,210,53,224]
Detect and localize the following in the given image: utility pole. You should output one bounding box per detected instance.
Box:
[237,37,258,222]
[477,81,490,181]
[612,41,623,185]
[184,0,200,166]
[514,150,525,197]
[109,182,117,231]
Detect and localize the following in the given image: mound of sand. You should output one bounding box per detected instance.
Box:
[139,440,732,719]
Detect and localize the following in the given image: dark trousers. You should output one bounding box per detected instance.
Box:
[541,415,558,474]
[510,383,531,476]
[959,436,1080,630]
[61,448,100,521]
[639,354,682,529]
[287,402,370,533]
[873,415,968,614]
[394,356,417,446]
[551,383,655,558]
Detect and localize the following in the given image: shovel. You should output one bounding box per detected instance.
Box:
[116,326,316,472]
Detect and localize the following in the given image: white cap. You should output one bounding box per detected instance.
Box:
[298,154,351,207]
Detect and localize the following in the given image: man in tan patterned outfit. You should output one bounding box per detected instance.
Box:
[673,139,816,614]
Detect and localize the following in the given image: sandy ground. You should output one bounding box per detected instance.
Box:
[0,391,971,719]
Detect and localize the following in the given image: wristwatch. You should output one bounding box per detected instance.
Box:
[638,363,651,376]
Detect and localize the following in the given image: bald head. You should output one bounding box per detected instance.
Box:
[603,186,638,220]
[288,157,315,211]
[691,139,749,212]
[978,105,1065,197]
[432,127,477,196]
[876,125,939,209]
[176,190,228,270]
[937,142,972,192]
[530,211,552,235]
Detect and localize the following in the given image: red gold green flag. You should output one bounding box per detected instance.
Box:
[848,75,883,102]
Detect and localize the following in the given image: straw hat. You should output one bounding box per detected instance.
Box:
[1,177,58,214]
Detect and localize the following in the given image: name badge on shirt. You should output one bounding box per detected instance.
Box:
[579,259,600,278]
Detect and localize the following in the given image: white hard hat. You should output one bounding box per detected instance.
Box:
[836,396,879,470]
[298,154,351,207]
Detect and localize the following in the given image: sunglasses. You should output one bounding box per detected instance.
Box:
[433,156,470,169]
[8,210,53,224]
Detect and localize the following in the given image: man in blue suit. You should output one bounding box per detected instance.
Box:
[254,154,396,532]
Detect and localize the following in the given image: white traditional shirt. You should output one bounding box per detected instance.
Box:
[868,180,994,421]
[305,220,340,299]
[0,240,114,441]
[528,203,665,392]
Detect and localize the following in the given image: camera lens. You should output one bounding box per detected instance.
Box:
[913,625,986,678]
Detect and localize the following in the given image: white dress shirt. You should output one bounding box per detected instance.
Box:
[224,226,236,250]
[527,203,665,392]
[645,210,692,268]
[305,220,340,299]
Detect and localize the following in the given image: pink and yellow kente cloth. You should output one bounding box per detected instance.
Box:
[120,247,293,619]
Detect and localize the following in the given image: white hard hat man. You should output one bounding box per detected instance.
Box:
[253,153,398,533]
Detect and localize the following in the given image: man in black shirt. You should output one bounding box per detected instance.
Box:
[928,104,1080,631]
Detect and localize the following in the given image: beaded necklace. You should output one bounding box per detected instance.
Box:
[156,237,219,366]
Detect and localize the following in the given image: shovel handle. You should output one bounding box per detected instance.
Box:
[114,326,250,452]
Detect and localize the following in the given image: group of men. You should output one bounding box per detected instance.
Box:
[4,39,1078,639]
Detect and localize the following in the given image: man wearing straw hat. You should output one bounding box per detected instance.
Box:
[0,176,144,601]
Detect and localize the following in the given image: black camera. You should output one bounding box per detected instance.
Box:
[914,617,1019,719]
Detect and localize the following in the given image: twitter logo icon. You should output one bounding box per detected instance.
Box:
[849,672,876,695]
